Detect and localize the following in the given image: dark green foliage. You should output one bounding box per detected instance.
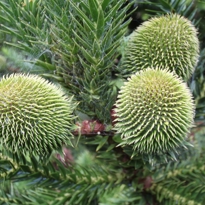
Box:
[0,0,49,53]
[192,48,205,121]
[0,147,142,205]
[59,0,134,122]
[150,160,205,205]
[0,0,135,122]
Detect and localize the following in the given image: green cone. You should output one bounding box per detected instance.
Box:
[115,69,194,154]
[0,74,74,156]
[122,14,199,80]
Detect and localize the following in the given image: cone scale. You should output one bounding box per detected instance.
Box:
[0,74,74,156]
[123,14,199,80]
[115,69,195,154]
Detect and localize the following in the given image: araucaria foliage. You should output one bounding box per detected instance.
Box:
[0,0,205,205]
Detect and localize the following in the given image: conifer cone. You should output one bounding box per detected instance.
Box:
[122,14,199,80]
[114,69,195,154]
[0,74,74,156]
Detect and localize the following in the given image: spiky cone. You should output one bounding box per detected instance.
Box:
[0,74,75,157]
[122,14,199,80]
[114,69,195,154]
